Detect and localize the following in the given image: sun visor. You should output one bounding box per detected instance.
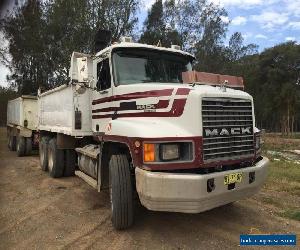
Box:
[182,71,244,90]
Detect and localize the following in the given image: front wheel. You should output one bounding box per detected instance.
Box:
[109,154,134,230]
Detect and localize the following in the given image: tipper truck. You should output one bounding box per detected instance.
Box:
[7,95,38,156]
[37,33,269,229]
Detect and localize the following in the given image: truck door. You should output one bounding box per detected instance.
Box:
[92,57,113,133]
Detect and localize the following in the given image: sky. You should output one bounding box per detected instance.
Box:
[0,0,300,87]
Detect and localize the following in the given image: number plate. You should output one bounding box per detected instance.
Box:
[224,173,243,185]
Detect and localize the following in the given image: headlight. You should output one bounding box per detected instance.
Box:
[160,143,180,161]
[143,142,193,163]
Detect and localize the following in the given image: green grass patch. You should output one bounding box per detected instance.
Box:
[262,196,282,207]
[264,159,300,196]
[280,209,300,221]
[267,160,300,183]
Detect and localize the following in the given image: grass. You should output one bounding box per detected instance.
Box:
[280,209,300,221]
[259,134,300,221]
[267,160,300,183]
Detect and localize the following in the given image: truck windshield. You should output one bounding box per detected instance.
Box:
[112,48,193,85]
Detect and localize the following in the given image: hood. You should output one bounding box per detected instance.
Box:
[103,82,254,138]
[114,82,252,101]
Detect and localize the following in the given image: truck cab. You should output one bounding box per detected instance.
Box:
[38,38,269,230]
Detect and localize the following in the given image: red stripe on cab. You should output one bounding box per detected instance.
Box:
[92,88,174,105]
[176,88,191,95]
[92,99,187,119]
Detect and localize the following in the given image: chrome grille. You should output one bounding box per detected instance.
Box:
[202,98,254,162]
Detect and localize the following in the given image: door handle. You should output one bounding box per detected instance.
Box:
[99,90,108,94]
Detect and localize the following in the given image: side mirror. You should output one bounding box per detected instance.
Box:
[75,83,86,94]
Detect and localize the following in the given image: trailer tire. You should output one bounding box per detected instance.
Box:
[64,149,76,177]
[8,136,16,151]
[109,154,134,230]
[25,137,32,156]
[16,136,26,157]
[48,138,64,178]
[39,137,49,171]
[8,136,12,150]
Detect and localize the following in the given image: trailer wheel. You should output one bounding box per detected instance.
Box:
[7,135,12,150]
[16,136,26,157]
[64,149,76,177]
[48,138,64,178]
[8,136,16,151]
[109,154,134,230]
[25,137,32,156]
[39,137,49,171]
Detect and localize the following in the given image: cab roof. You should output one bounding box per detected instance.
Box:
[94,42,195,59]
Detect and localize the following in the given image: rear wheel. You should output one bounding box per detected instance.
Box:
[25,137,32,155]
[109,154,134,230]
[39,136,49,171]
[48,138,64,178]
[16,136,25,157]
[7,135,12,150]
[8,135,16,151]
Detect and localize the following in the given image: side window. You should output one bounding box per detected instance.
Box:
[96,58,111,90]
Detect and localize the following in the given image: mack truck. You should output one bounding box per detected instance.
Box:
[37,34,269,229]
[7,95,39,156]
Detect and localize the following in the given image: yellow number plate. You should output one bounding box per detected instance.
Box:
[224,173,243,185]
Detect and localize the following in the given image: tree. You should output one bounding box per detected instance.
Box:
[0,86,18,126]
[237,42,300,134]
[1,0,139,93]
[220,32,258,75]
[139,0,181,47]
[1,0,47,94]
[177,0,229,72]
[89,0,139,43]
[259,42,300,135]
[227,32,258,62]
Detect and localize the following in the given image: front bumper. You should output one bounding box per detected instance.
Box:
[135,157,269,213]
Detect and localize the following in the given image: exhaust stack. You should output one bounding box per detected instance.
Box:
[94,29,112,53]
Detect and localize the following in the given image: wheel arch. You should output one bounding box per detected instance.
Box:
[99,140,133,191]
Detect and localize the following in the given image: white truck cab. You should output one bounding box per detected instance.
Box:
[38,35,268,230]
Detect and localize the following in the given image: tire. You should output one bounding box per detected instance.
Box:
[48,138,64,178]
[39,136,49,171]
[25,137,32,156]
[7,135,12,150]
[11,136,16,151]
[64,149,76,177]
[109,154,134,230]
[16,136,26,157]
[8,136,16,151]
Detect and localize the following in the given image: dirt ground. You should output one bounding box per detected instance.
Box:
[0,128,299,250]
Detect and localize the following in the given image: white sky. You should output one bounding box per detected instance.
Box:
[0,65,9,87]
